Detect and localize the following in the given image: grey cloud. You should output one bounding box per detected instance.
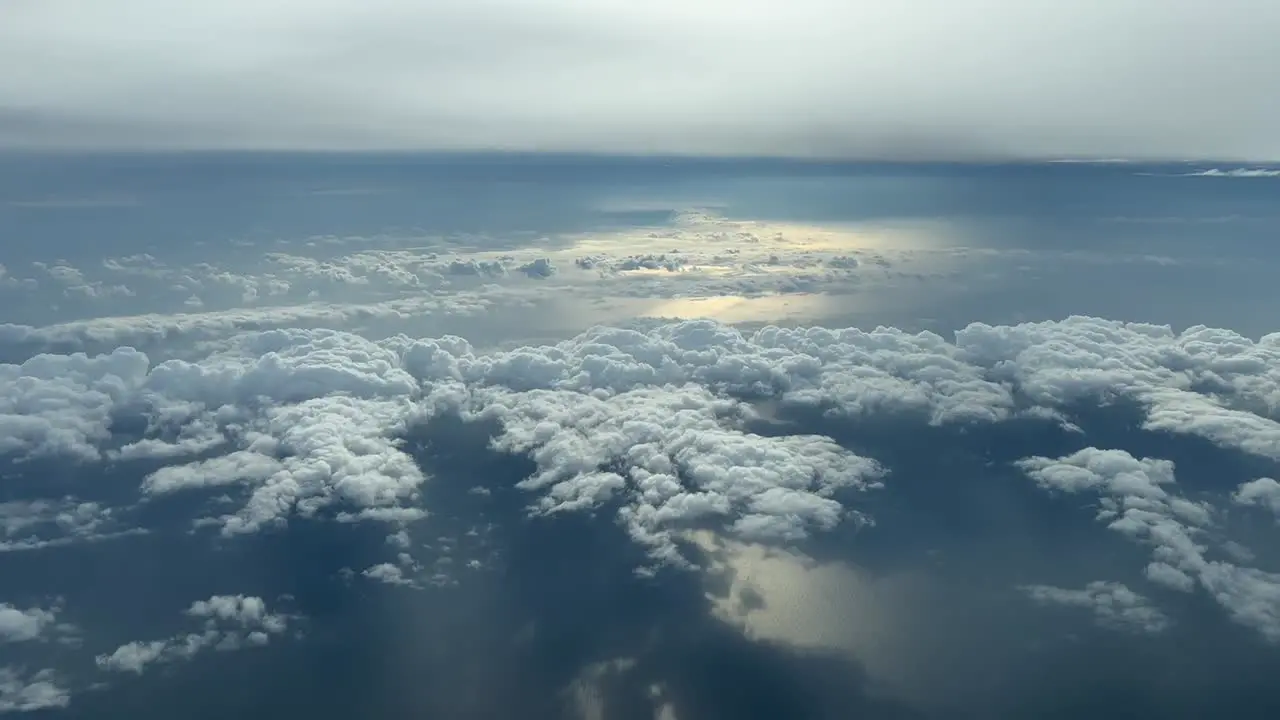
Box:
[1,1,1278,159]
[0,496,147,554]
[1023,581,1170,634]
[0,290,507,353]
[1234,478,1280,519]
[1145,562,1196,593]
[0,265,38,292]
[0,668,68,713]
[0,605,57,645]
[516,258,556,279]
[447,259,507,278]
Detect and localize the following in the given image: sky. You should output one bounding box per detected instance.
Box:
[3,4,1280,715]
[3,0,1280,159]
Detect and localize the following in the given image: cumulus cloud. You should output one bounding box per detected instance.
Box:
[0,668,69,713]
[958,317,1280,461]
[0,348,149,461]
[470,384,882,565]
[516,258,556,279]
[362,562,416,588]
[446,258,507,278]
[4,304,1280,713]
[1,1,1278,159]
[141,451,281,496]
[580,254,687,273]
[1018,449,1280,642]
[1022,582,1170,634]
[0,605,57,644]
[6,313,1280,569]
[113,331,428,534]
[1233,478,1280,519]
[96,595,293,675]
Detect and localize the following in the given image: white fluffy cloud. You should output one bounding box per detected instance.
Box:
[2,1,1278,159]
[3,304,1280,705]
[96,595,293,675]
[7,314,1280,569]
[1233,478,1280,519]
[0,349,149,461]
[958,318,1280,460]
[362,562,416,588]
[469,384,882,565]
[1018,449,1280,642]
[1022,581,1170,634]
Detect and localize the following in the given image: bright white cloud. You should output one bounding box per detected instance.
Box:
[362,562,416,588]
[6,312,1280,569]
[469,383,882,565]
[1,1,1278,159]
[96,595,293,675]
[1018,449,1280,642]
[0,348,149,461]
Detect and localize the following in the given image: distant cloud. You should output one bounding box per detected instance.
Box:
[516,258,556,279]
[0,499,143,554]
[96,595,294,675]
[1184,168,1280,178]
[1019,449,1280,643]
[0,667,68,713]
[0,604,58,644]
[1,1,1278,159]
[1023,581,1170,634]
[362,562,418,588]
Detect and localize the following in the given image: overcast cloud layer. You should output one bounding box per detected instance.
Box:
[3,0,1280,159]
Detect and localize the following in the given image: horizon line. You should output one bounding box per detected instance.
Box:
[1,148,1277,167]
